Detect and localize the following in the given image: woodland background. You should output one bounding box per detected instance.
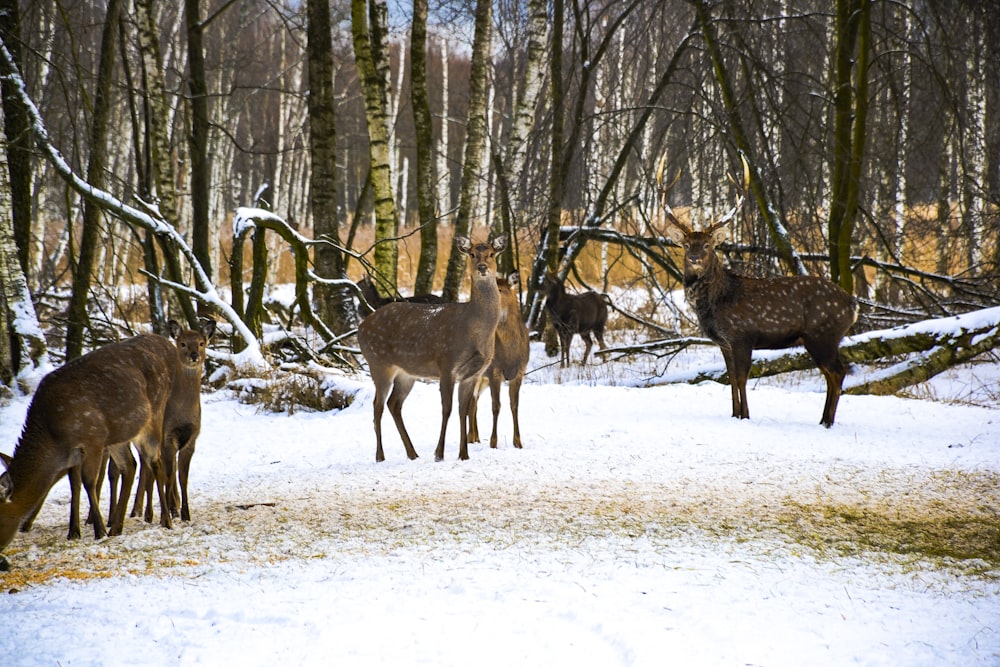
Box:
[0,0,997,391]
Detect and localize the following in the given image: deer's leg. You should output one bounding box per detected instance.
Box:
[370,368,397,462]
[508,374,523,449]
[468,377,485,444]
[80,448,108,540]
[387,376,419,460]
[152,455,173,530]
[130,454,147,519]
[161,434,180,519]
[723,346,751,420]
[489,374,503,449]
[107,445,136,536]
[558,329,572,367]
[435,376,456,462]
[455,376,478,461]
[107,456,120,525]
[178,437,197,521]
[68,466,83,540]
[808,342,847,427]
[580,332,594,365]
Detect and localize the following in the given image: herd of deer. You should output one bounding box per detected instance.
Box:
[0,169,857,564]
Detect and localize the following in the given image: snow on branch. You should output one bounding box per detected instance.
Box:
[0,39,266,369]
[658,306,1000,393]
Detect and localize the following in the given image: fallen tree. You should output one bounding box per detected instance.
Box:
[629,306,1000,395]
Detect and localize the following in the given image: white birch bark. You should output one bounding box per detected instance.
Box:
[437,37,451,219]
[0,116,51,390]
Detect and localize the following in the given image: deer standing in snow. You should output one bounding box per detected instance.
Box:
[358,235,507,462]
[658,158,856,427]
[0,322,212,554]
[468,271,530,449]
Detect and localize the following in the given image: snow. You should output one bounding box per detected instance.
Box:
[1,342,998,666]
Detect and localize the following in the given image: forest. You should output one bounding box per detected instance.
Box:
[0,0,997,395]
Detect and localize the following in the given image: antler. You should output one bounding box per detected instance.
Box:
[705,152,750,235]
[655,154,692,235]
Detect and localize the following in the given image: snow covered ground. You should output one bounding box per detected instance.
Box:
[1,338,998,666]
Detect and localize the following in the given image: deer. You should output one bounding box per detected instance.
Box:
[124,319,215,524]
[656,156,857,427]
[539,272,609,367]
[468,271,530,449]
[0,322,211,553]
[358,234,507,462]
[357,274,444,316]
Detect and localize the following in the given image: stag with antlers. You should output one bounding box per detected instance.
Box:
[656,156,857,427]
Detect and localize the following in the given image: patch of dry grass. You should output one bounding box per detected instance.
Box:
[4,467,997,591]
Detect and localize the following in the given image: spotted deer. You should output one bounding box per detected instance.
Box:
[468,271,530,449]
[0,322,214,555]
[358,235,507,462]
[658,158,857,427]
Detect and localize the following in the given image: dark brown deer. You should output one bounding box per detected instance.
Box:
[358,235,507,462]
[657,161,857,427]
[539,272,609,367]
[357,274,444,316]
[0,323,209,553]
[468,271,530,449]
[126,320,215,523]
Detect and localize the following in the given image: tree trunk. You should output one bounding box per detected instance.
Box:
[185,0,213,288]
[694,0,806,277]
[0,110,49,392]
[495,0,547,277]
[410,0,438,295]
[352,0,398,297]
[441,0,492,302]
[0,0,31,277]
[677,307,1000,397]
[307,0,355,335]
[135,0,197,326]
[826,0,871,292]
[65,0,123,361]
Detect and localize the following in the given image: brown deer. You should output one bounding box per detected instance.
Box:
[357,274,444,316]
[125,320,215,523]
[0,323,209,552]
[358,234,507,462]
[539,272,609,367]
[657,160,857,427]
[468,271,530,449]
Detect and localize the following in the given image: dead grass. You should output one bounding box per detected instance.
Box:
[4,466,997,591]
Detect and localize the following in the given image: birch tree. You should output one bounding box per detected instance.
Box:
[826,0,872,292]
[65,0,124,361]
[0,111,49,393]
[0,0,30,277]
[410,0,438,295]
[352,0,398,296]
[441,0,492,302]
[307,0,355,335]
[135,0,197,327]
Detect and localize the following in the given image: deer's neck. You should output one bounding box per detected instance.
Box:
[684,256,739,322]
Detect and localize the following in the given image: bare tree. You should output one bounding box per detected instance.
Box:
[441,0,492,302]
[65,0,124,361]
[352,0,398,296]
[410,0,438,295]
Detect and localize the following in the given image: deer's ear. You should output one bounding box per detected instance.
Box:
[454,235,472,253]
[202,320,217,340]
[507,271,520,288]
[664,224,686,245]
[0,452,11,469]
[491,234,508,253]
[168,320,181,339]
[710,224,730,246]
[0,471,13,501]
